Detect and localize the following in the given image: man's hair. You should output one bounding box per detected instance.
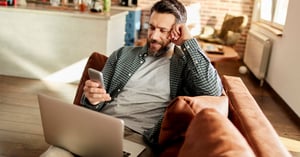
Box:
[150,0,187,23]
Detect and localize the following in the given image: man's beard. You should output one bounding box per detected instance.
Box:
[147,39,172,57]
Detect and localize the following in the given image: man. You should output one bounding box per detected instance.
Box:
[41,0,222,156]
[83,0,222,146]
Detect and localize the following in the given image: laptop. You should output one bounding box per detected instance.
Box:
[38,94,145,157]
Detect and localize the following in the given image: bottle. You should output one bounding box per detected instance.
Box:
[79,0,87,12]
[7,0,14,6]
[102,0,110,13]
[50,0,60,6]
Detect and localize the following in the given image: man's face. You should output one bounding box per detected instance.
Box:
[147,11,176,57]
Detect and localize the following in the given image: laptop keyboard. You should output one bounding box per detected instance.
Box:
[123,151,131,157]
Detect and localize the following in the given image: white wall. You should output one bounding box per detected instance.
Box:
[251,0,300,117]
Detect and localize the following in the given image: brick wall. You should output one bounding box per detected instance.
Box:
[113,0,254,55]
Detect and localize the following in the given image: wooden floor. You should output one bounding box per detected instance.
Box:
[0,75,77,157]
[0,59,299,157]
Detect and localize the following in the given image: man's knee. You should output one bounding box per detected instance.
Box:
[40,146,75,157]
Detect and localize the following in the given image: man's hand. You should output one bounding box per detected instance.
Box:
[83,80,111,105]
[168,23,193,46]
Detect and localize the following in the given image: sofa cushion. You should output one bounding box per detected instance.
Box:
[158,95,228,147]
[178,108,255,157]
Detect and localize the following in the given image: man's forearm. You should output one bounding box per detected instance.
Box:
[181,38,223,96]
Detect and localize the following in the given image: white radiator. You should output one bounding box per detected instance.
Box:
[243,29,272,86]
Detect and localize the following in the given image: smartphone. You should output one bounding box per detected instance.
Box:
[88,68,105,89]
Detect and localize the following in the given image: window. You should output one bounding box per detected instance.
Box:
[259,0,289,29]
[260,0,273,22]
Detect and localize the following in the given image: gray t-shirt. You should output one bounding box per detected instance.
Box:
[102,55,171,134]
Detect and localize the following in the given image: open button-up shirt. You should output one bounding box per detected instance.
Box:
[82,38,223,145]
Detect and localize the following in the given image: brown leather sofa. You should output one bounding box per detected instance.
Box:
[158,75,292,157]
[74,52,291,157]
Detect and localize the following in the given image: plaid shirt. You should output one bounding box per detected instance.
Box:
[82,38,222,146]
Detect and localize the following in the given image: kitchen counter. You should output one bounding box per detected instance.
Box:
[0,6,128,82]
[0,4,128,19]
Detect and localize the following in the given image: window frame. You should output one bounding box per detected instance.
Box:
[258,0,289,30]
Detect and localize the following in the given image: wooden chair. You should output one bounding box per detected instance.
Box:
[198,14,247,46]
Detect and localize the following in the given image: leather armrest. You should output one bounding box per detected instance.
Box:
[159,95,229,146]
[178,108,255,157]
[222,75,292,157]
[73,52,108,105]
